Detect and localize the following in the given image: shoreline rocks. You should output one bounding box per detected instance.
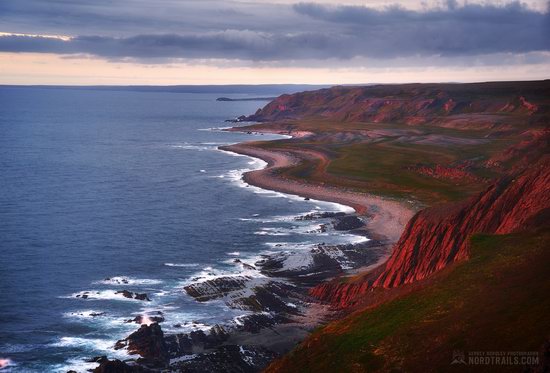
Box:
[115,323,169,368]
[115,290,151,301]
[90,212,386,371]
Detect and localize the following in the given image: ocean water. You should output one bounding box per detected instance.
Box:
[0,87,357,372]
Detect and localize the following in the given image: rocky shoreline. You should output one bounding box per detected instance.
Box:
[88,211,390,372]
[87,129,414,373]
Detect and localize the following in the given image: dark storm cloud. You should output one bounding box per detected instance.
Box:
[0,1,548,61]
[293,1,550,57]
[0,31,351,61]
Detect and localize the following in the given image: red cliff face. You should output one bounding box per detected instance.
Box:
[311,155,550,307]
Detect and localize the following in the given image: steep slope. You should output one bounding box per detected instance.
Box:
[266,230,550,372]
[310,154,550,307]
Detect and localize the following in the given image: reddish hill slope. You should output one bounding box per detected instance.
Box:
[311,154,550,307]
[246,80,550,127]
[266,230,550,373]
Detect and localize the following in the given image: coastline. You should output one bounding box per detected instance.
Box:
[91,128,416,372]
[219,140,415,244]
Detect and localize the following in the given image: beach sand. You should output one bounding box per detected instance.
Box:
[220,142,415,244]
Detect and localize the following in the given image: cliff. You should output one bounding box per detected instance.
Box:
[266,230,550,373]
[311,154,550,307]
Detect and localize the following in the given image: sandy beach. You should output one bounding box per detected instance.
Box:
[220,141,415,244]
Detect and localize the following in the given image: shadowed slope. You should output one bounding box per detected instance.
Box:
[266,229,550,372]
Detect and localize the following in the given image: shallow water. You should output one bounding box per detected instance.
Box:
[0,87,359,372]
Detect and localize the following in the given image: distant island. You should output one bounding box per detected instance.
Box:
[216,96,277,102]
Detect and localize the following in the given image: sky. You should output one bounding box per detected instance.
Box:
[0,0,549,85]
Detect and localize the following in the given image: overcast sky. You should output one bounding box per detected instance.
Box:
[0,0,549,84]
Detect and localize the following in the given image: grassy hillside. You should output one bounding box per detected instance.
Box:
[251,120,518,205]
[265,229,550,372]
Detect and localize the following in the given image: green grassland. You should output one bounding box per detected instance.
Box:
[251,120,518,205]
[266,228,550,372]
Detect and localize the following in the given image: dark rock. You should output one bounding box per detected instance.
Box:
[232,283,299,314]
[126,315,165,324]
[225,115,249,122]
[115,290,150,301]
[116,290,134,299]
[170,345,278,373]
[184,276,251,302]
[256,241,384,286]
[235,313,289,334]
[115,323,169,367]
[295,211,345,221]
[134,293,150,301]
[92,358,148,373]
[333,215,364,231]
[165,325,229,357]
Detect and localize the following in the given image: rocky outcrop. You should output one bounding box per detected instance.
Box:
[257,241,386,286]
[332,215,364,231]
[311,156,550,307]
[115,290,150,301]
[115,323,169,367]
[294,211,345,221]
[170,345,278,373]
[92,358,149,373]
[165,325,229,356]
[126,314,164,325]
[184,276,252,302]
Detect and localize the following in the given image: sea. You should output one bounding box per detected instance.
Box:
[0,86,359,372]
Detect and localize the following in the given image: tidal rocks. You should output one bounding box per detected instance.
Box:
[184,273,299,314]
[104,277,129,285]
[256,241,382,286]
[234,259,256,270]
[92,358,148,373]
[133,293,150,301]
[294,211,345,221]
[115,323,168,367]
[170,345,278,373]
[115,290,150,301]
[165,325,229,356]
[184,276,252,302]
[231,284,299,314]
[333,216,364,231]
[126,315,165,325]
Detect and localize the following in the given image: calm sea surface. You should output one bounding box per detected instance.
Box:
[0,87,356,372]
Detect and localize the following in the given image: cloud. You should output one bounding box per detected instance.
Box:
[293,1,550,57]
[0,1,548,62]
[0,31,352,61]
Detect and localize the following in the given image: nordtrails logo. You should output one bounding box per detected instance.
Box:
[451,351,539,366]
[451,351,467,365]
